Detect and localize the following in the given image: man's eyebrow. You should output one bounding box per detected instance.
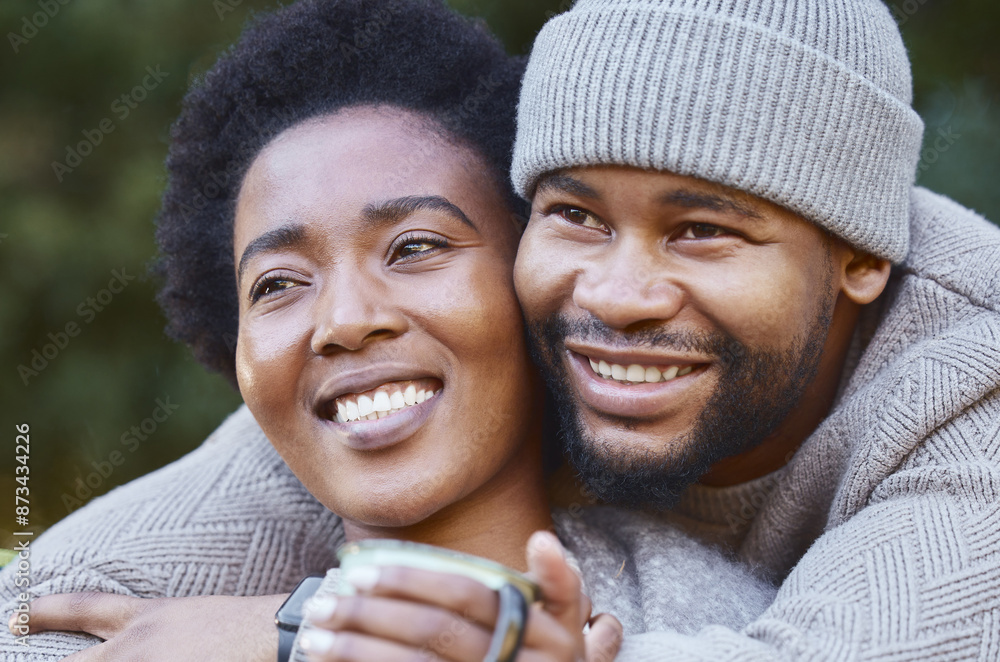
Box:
[237,223,307,285]
[534,174,601,200]
[361,195,476,232]
[660,189,763,219]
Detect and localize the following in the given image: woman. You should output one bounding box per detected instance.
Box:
[17,1,776,660]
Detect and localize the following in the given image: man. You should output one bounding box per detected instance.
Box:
[509,0,1000,657]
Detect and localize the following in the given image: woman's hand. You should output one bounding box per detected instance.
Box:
[15,592,286,661]
[299,531,622,661]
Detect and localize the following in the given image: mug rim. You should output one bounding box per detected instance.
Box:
[337,539,540,602]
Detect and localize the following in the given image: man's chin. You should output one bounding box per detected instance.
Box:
[560,416,709,510]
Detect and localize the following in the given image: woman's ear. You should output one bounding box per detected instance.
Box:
[838,246,892,305]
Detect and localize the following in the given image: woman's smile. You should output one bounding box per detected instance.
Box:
[313,371,444,451]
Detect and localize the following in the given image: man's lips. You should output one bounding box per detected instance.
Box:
[563,347,711,419]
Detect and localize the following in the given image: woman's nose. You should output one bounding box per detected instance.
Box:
[309,275,408,353]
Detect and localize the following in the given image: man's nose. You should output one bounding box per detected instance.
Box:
[309,274,408,353]
[572,241,683,330]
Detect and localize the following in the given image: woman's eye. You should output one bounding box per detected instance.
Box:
[397,241,438,259]
[682,223,729,239]
[250,278,296,302]
[556,206,606,230]
[390,235,446,263]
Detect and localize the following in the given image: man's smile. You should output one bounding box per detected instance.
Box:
[563,348,712,419]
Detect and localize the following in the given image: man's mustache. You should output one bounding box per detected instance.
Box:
[544,313,747,365]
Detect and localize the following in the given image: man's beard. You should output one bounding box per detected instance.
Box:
[527,307,832,510]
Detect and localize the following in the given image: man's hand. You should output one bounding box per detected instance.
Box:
[299,531,622,661]
[13,592,286,661]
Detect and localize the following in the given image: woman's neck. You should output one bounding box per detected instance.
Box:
[341,431,552,572]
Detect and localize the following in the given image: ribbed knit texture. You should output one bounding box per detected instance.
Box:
[511,0,925,262]
[2,188,998,660]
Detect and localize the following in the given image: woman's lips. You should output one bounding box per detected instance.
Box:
[564,349,710,419]
[325,378,442,423]
[315,377,443,452]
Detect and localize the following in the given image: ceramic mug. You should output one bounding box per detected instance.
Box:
[337,540,540,662]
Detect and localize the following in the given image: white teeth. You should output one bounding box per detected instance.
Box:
[332,382,443,424]
[626,364,645,382]
[357,395,374,417]
[372,391,392,412]
[586,357,696,384]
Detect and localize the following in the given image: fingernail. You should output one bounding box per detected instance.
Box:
[7,613,16,635]
[300,628,336,655]
[303,595,337,622]
[528,530,562,555]
[344,565,380,591]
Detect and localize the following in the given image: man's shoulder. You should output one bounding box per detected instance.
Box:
[59,405,321,526]
[903,187,1000,314]
[16,405,340,599]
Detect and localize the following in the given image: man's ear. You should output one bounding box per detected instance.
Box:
[838,246,892,305]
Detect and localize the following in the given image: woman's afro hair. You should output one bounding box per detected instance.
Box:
[153,0,525,389]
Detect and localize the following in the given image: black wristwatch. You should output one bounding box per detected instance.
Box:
[275,574,324,662]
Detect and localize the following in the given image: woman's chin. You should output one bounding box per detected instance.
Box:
[339,494,453,531]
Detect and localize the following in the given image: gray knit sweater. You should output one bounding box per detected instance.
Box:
[3,187,998,660]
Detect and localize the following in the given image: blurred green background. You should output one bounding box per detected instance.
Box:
[2,0,998,542]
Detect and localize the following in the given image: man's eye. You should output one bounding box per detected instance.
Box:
[682,223,729,239]
[556,206,605,230]
[250,278,296,302]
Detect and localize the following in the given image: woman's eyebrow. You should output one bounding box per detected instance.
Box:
[237,223,307,285]
[361,195,477,232]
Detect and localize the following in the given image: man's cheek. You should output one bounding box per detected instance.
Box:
[516,244,573,316]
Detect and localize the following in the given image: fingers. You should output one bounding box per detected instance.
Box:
[526,531,582,631]
[299,628,448,662]
[519,603,579,659]
[22,593,139,640]
[584,614,623,662]
[305,594,491,662]
[344,565,501,629]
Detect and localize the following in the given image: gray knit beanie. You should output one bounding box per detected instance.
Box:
[512,0,925,262]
